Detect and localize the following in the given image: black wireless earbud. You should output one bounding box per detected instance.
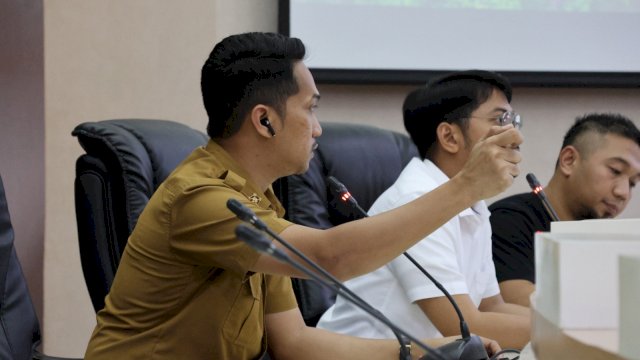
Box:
[260,117,276,137]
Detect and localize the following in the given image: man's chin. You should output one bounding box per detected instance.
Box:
[576,207,601,221]
[601,204,622,219]
[592,211,615,220]
[294,164,310,175]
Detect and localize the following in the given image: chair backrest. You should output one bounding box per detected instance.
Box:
[0,174,42,360]
[72,119,208,312]
[274,122,419,326]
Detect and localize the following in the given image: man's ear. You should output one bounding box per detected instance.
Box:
[557,145,580,176]
[249,105,274,138]
[436,122,464,154]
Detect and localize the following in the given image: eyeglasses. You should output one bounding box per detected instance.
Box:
[470,111,522,129]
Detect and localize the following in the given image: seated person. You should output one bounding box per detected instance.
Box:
[490,113,640,307]
[84,33,522,360]
[318,70,531,350]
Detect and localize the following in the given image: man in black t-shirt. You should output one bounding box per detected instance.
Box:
[490,113,640,307]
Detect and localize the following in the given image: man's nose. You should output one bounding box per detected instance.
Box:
[613,179,631,201]
[312,118,322,138]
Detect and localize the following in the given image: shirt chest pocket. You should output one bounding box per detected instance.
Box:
[222,273,264,347]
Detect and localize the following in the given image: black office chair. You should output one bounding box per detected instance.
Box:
[72,119,208,312]
[0,174,82,360]
[274,122,418,326]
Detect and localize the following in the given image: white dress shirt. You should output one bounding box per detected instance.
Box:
[317,158,499,339]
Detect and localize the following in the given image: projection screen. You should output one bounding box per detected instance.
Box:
[279,0,640,86]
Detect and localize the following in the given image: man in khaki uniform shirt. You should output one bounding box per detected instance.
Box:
[86,141,297,359]
[85,32,523,359]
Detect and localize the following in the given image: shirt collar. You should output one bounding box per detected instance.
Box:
[419,158,488,218]
[204,140,286,217]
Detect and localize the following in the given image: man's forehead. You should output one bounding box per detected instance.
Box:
[472,88,511,113]
[293,61,319,97]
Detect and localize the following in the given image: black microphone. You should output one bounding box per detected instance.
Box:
[234,223,447,360]
[227,198,269,230]
[525,173,559,222]
[327,176,490,360]
[327,176,368,216]
[228,198,334,283]
[235,224,288,261]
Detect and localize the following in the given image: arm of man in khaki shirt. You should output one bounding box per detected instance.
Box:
[251,126,523,281]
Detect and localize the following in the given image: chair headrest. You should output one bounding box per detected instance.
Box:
[73,119,209,191]
[73,119,208,230]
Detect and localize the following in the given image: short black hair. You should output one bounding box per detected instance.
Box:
[563,113,640,149]
[201,32,306,139]
[403,70,512,159]
[557,113,640,166]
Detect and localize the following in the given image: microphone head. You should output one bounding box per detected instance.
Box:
[425,336,488,360]
[525,173,543,194]
[327,176,358,204]
[327,176,348,194]
[525,173,539,188]
[235,224,271,253]
[227,198,268,230]
[235,224,289,262]
[227,198,252,221]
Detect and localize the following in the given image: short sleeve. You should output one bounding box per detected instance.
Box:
[390,222,469,303]
[167,182,292,273]
[371,181,468,303]
[265,275,298,314]
[479,254,500,299]
[490,208,536,283]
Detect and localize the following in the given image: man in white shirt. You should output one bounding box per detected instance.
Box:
[318,70,531,349]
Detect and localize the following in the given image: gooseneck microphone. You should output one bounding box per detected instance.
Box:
[227,198,446,360]
[235,224,288,261]
[327,176,368,216]
[232,223,446,360]
[227,198,269,230]
[326,176,490,360]
[525,173,559,222]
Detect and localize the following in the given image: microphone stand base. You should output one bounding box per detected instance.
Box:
[420,336,489,360]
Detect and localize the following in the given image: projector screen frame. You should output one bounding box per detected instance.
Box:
[278,0,640,88]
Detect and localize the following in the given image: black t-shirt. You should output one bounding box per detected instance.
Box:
[489,192,552,283]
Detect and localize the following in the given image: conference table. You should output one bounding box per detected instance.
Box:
[518,343,535,360]
[524,306,625,360]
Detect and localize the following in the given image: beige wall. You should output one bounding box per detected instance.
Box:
[0,0,638,357]
[41,0,278,356]
[0,0,45,322]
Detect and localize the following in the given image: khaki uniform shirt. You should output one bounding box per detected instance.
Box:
[85,140,297,359]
